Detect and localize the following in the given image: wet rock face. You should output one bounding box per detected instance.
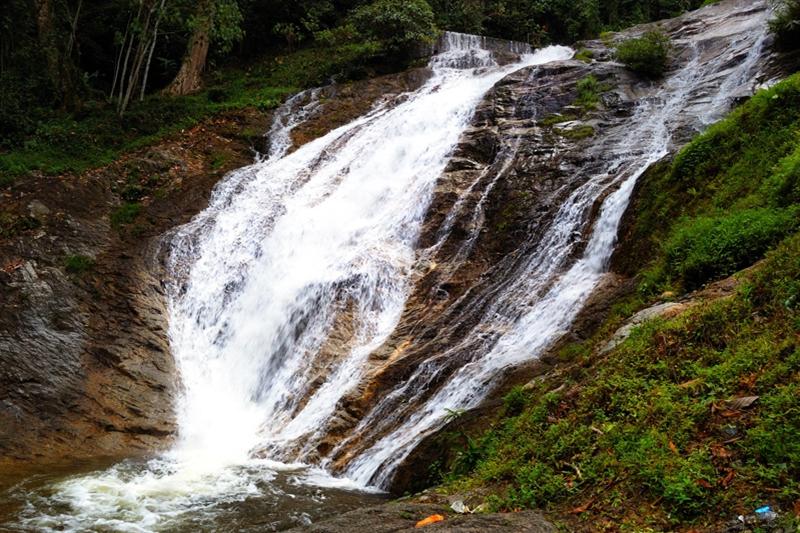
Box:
[320,58,634,486]
[0,112,267,464]
[311,0,783,490]
[1,139,213,465]
[0,72,431,468]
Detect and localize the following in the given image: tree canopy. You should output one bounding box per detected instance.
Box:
[0,0,729,145]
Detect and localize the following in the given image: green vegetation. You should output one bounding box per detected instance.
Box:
[769,0,800,49]
[629,72,800,295]
[539,75,609,140]
[664,208,799,290]
[556,124,596,141]
[615,30,671,78]
[428,0,708,45]
[575,75,603,109]
[64,254,95,274]
[0,0,715,185]
[0,43,378,179]
[539,113,579,127]
[348,0,437,56]
[441,60,800,532]
[444,234,800,528]
[110,202,142,228]
[0,0,432,184]
[573,48,594,63]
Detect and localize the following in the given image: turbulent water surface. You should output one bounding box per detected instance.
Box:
[0,2,773,529]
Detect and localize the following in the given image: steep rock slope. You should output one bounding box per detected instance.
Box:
[318,0,785,487]
[0,70,428,470]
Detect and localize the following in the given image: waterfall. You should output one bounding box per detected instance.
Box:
[6,1,773,529]
[165,35,571,472]
[338,6,771,486]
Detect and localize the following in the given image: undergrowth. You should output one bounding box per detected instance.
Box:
[446,234,800,527]
[0,42,378,182]
[629,72,800,295]
[441,63,800,532]
[615,30,671,78]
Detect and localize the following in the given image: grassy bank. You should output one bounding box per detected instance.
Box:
[438,74,800,530]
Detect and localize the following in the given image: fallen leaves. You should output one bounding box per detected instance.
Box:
[720,469,736,488]
[570,499,595,514]
[696,479,713,489]
[711,444,734,459]
[726,396,759,410]
[678,378,704,390]
[668,441,679,454]
[739,373,758,390]
[712,395,760,418]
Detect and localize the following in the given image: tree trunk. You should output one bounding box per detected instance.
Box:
[33,0,78,109]
[140,0,168,101]
[163,0,213,96]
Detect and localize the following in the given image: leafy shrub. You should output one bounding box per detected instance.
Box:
[623,74,800,295]
[110,202,142,227]
[349,0,438,57]
[575,75,602,108]
[664,208,799,290]
[769,0,800,50]
[615,30,671,78]
[503,385,528,416]
[64,254,95,274]
[749,231,800,314]
[573,48,594,63]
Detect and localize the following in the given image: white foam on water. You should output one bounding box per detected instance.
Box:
[9,34,572,532]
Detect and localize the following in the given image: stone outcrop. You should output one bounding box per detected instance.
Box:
[310,0,787,490]
[0,65,430,469]
[0,111,272,466]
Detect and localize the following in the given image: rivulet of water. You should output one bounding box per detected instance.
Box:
[337,3,771,487]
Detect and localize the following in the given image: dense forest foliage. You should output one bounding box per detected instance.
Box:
[0,0,709,147]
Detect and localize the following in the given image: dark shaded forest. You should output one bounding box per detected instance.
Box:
[1,0,707,144]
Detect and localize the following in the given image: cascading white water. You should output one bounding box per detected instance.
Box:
[341,7,771,487]
[165,35,572,469]
[7,34,573,532]
[5,2,773,528]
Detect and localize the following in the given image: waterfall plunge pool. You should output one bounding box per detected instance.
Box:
[0,457,386,531]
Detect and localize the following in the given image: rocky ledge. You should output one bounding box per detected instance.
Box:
[0,69,429,471]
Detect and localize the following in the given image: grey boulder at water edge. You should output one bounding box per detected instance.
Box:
[0,0,785,531]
